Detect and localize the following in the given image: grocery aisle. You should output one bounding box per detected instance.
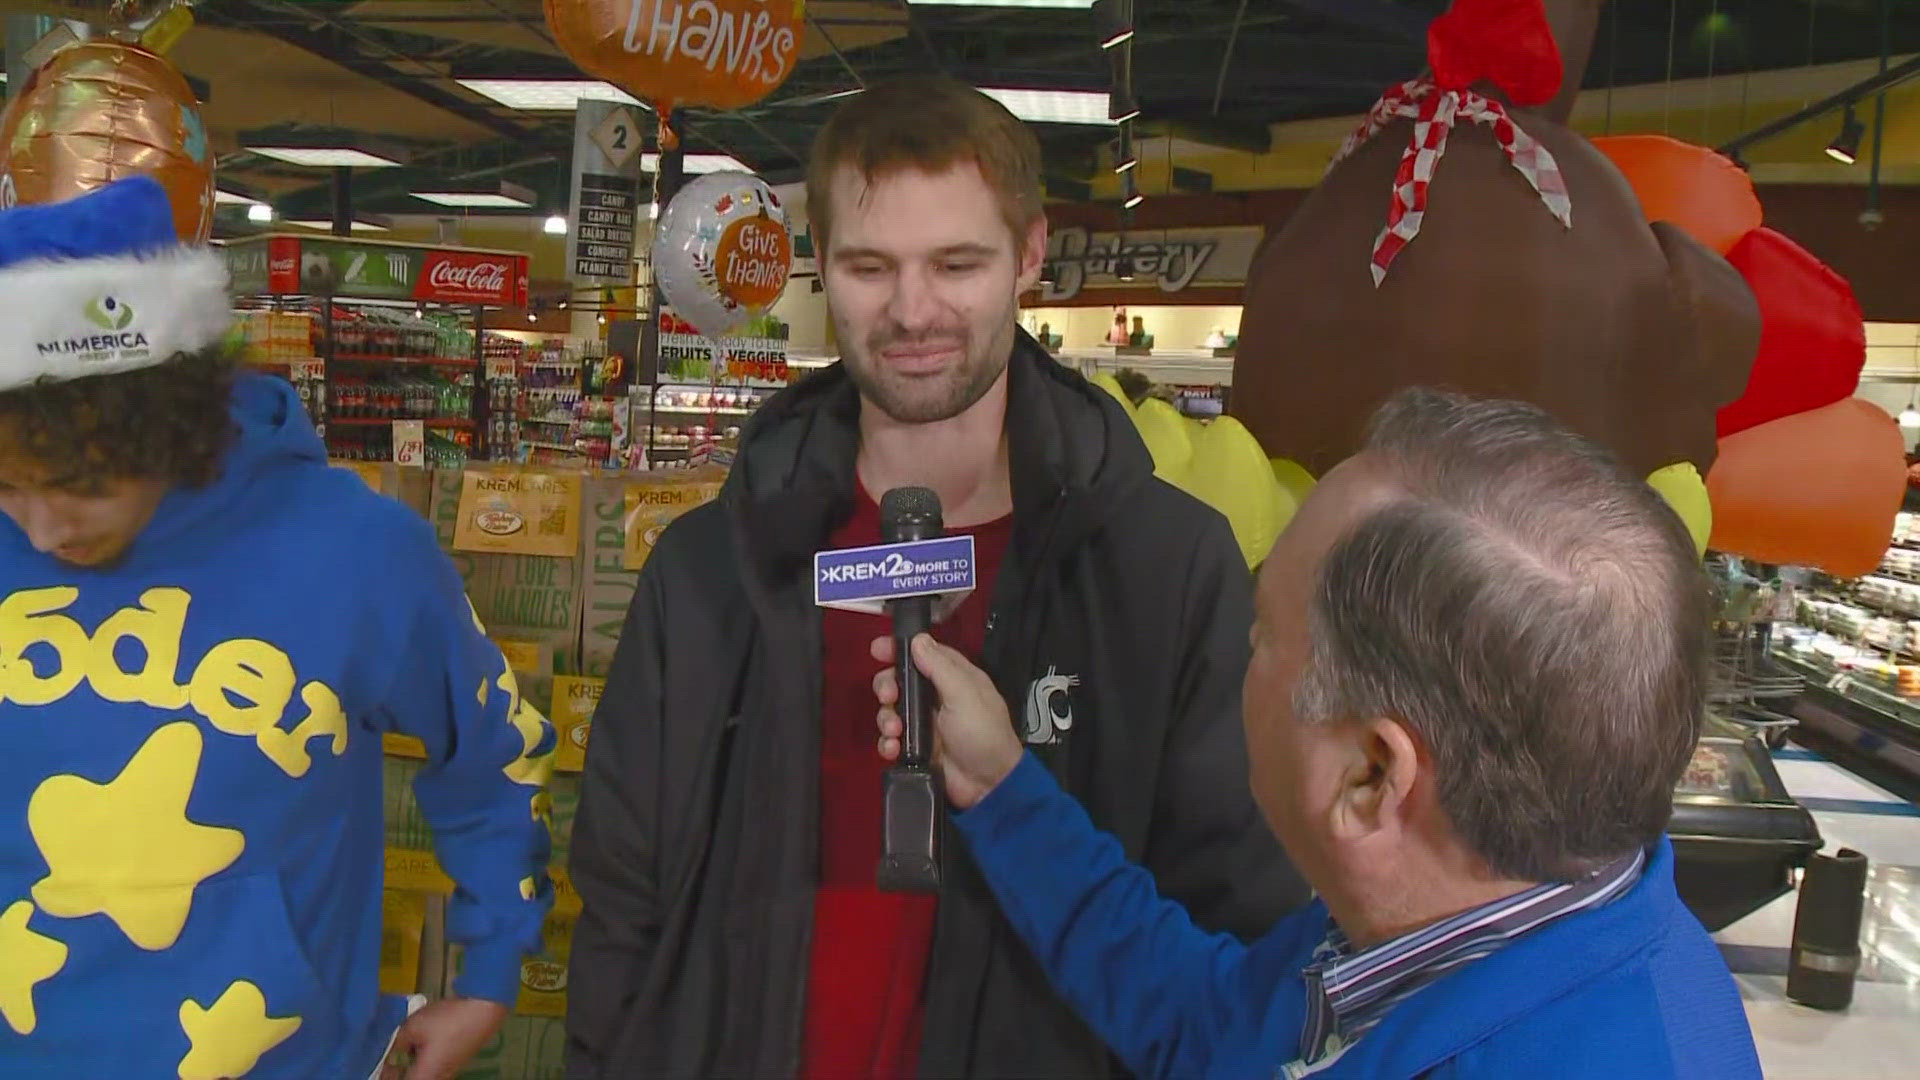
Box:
[1715,746,1920,1079]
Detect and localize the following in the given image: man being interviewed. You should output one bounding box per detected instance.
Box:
[566,75,1305,1078]
[874,390,1763,1078]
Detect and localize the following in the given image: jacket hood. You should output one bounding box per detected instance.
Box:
[725,330,1155,561]
[1,370,327,566]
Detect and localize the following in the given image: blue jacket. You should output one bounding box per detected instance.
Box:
[956,753,1762,1079]
[0,374,555,1078]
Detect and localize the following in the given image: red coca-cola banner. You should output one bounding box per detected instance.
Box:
[266,236,301,294]
[415,249,525,306]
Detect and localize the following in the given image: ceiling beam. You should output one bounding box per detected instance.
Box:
[203,0,535,145]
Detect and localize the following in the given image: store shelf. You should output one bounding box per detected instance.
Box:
[330,417,476,430]
[647,405,756,415]
[333,352,477,368]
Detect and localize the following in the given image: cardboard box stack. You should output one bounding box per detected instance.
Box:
[349,460,726,1079]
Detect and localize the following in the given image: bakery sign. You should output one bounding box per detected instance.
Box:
[1039,224,1264,302]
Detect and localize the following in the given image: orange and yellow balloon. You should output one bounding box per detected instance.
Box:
[545,0,807,115]
[0,40,214,241]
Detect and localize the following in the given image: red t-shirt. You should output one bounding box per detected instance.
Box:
[800,487,1013,1079]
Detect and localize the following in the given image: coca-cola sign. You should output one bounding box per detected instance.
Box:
[415,251,521,305]
[266,237,301,294]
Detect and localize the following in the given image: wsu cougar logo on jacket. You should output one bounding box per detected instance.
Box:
[1023,668,1080,746]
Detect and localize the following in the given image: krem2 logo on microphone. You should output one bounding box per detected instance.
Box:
[814,536,978,614]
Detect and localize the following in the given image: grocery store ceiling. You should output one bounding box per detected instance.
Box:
[3,0,1919,227]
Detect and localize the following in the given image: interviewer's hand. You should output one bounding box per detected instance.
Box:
[871,633,1024,810]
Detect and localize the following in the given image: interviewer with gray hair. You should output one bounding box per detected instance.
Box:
[871,388,1760,1079]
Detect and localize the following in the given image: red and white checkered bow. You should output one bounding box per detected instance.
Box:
[1331,77,1573,287]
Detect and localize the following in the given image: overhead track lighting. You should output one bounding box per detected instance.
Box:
[1826,105,1866,165]
[1092,0,1133,49]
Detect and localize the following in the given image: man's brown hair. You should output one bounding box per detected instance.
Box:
[806,75,1044,253]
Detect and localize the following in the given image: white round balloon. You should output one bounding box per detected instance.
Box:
[652,170,794,341]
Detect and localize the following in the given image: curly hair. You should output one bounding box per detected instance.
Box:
[0,345,239,487]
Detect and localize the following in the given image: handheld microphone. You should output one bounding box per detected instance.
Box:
[876,486,943,892]
[811,490,977,893]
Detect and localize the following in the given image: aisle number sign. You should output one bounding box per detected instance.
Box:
[569,99,644,284]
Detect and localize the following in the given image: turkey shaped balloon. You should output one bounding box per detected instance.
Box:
[1236,0,1899,576]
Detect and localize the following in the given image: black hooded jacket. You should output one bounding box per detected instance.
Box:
[565,333,1307,1078]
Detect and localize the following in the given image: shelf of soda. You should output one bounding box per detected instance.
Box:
[332,417,476,430]
[326,423,474,467]
[323,303,474,362]
[332,372,475,422]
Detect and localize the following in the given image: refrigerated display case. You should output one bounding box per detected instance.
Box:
[1670,716,1822,931]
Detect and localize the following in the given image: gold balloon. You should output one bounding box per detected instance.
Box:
[0,41,215,241]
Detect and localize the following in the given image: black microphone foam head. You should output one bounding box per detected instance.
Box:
[879,486,944,541]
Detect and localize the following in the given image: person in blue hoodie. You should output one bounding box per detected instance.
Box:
[872,389,1764,1078]
[0,177,555,1079]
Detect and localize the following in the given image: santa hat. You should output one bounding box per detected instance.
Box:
[0,175,231,392]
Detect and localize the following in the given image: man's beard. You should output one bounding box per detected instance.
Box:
[842,306,1016,425]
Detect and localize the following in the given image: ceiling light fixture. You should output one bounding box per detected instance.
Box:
[243,132,409,169]
[457,78,644,111]
[1123,192,1144,210]
[246,203,274,224]
[285,217,392,233]
[544,214,568,235]
[1108,86,1141,124]
[641,152,749,174]
[410,180,537,209]
[905,1,1093,7]
[1826,105,1866,165]
[979,87,1115,125]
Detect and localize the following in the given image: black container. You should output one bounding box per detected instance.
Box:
[1786,848,1870,1010]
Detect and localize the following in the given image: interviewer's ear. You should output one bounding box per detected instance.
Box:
[1329,717,1421,842]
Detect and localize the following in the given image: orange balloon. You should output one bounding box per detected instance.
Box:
[1591,134,1761,256]
[544,0,806,113]
[714,212,792,309]
[1706,398,1904,577]
[0,41,214,241]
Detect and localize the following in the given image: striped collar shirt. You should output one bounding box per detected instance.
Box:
[1296,846,1647,1067]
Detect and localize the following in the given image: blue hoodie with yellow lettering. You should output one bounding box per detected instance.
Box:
[0,372,556,1078]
